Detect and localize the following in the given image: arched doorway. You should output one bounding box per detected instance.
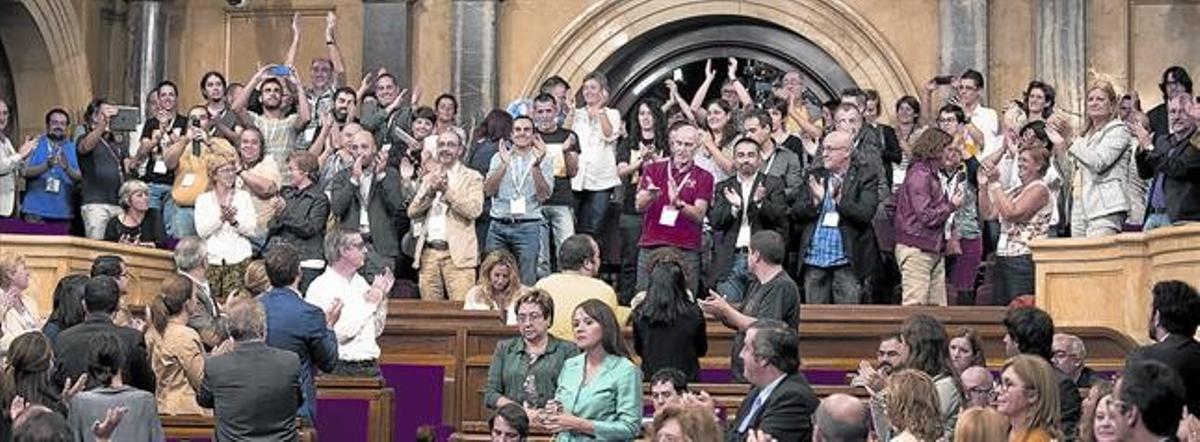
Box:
[597,15,856,114]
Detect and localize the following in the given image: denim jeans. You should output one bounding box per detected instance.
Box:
[172,206,197,239]
[573,189,611,235]
[146,182,177,238]
[1143,212,1172,231]
[803,265,861,304]
[485,220,542,285]
[537,205,575,278]
[716,249,751,303]
[636,246,702,296]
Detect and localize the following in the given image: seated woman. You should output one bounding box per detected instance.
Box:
[886,369,944,442]
[465,250,527,324]
[954,407,1010,442]
[41,274,89,342]
[103,179,166,248]
[631,257,706,381]
[484,290,577,412]
[228,260,270,301]
[0,253,42,352]
[949,327,987,374]
[194,156,258,302]
[978,131,1053,306]
[629,248,695,310]
[994,354,1061,442]
[68,332,164,441]
[649,403,722,442]
[545,299,643,441]
[145,275,209,415]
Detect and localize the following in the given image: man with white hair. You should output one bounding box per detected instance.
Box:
[959,366,995,409]
[1052,333,1099,388]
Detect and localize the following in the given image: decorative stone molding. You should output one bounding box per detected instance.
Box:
[18,0,93,107]
[522,0,917,113]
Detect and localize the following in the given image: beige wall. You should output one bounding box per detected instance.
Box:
[1127,1,1200,109]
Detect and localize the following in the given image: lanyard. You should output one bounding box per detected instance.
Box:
[508,150,536,191]
[666,163,695,201]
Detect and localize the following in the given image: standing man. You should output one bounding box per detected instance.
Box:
[1136,94,1200,230]
[133,81,185,235]
[742,110,803,196]
[531,94,580,279]
[232,67,312,177]
[174,237,228,350]
[289,11,348,148]
[200,71,240,144]
[793,129,879,304]
[635,122,714,295]
[710,138,787,302]
[328,131,408,280]
[259,243,340,425]
[165,105,237,238]
[306,227,393,377]
[1147,66,1192,137]
[700,231,801,383]
[21,108,81,223]
[77,99,128,239]
[1127,280,1200,417]
[484,116,554,285]
[409,131,484,300]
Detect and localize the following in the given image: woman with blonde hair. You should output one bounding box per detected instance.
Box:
[194,155,257,302]
[994,354,1060,442]
[0,253,42,352]
[649,403,722,442]
[1065,80,1132,237]
[954,407,1010,442]
[227,260,269,301]
[464,249,526,324]
[886,369,944,442]
[1079,380,1115,442]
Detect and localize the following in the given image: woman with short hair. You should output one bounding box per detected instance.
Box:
[194,156,257,302]
[979,133,1054,306]
[484,289,577,413]
[894,128,962,306]
[949,327,987,373]
[104,179,166,247]
[146,275,208,415]
[0,253,41,353]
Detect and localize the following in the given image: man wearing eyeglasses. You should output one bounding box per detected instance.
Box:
[960,366,994,409]
[1052,333,1099,389]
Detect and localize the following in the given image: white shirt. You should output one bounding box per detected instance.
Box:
[570,108,621,191]
[305,269,388,361]
[968,105,1002,158]
[193,189,257,265]
[735,176,755,248]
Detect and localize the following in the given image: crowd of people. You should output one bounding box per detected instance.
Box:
[0,11,1198,441]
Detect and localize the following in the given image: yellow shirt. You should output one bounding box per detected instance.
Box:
[534,273,626,341]
[171,138,236,206]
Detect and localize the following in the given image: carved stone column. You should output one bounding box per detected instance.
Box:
[451,0,499,123]
[1035,0,1086,118]
[362,0,414,87]
[126,0,167,115]
[939,0,989,101]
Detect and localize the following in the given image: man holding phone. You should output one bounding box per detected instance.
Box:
[232,66,312,181]
[165,106,236,237]
[77,98,129,239]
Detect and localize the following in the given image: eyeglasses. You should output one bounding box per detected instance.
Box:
[968,386,998,400]
[516,313,545,324]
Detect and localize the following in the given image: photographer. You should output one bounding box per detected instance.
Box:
[77,98,130,239]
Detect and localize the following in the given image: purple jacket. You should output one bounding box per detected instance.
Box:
[894,159,955,253]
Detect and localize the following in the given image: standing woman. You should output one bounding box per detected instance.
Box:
[894,129,962,306]
[1066,81,1132,237]
[465,110,513,253]
[566,72,622,236]
[145,275,208,415]
[994,355,1061,442]
[893,96,925,192]
[0,99,36,218]
[949,327,987,374]
[631,257,707,381]
[0,253,42,352]
[41,274,89,342]
[978,141,1053,306]
[616,97,667,303]
[68,333,164,441]
[484,290,577,412]
[695,99,737,182]
[546,299,642,441]
[194,157,257,302]
[942,143,984,306]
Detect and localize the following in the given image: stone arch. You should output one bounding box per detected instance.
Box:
[0,0,93,130]
[523,0,917,117]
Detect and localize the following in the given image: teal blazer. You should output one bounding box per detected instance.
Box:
[553,353,643,441]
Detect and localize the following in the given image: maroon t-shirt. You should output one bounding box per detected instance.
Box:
[637,160,714,251]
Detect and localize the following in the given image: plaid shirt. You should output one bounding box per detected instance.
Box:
[804,179,848,267]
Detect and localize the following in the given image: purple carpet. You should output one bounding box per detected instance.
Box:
[316,398,370,441]
[381,364,444,441]
[0,219,70,235]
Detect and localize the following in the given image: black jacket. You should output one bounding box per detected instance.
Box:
[710,173,788,282]
[52,313,156,393]
[198,341,302,441]
[632,304,708,381]
[328,166,409,258]
[268,183,331,261]
[1130,334,1200,417]
[791,154,881,278]
[725,373,819,442]
[1135,132,1200,223]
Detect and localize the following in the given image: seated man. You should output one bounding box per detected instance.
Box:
[1052,333,1099,388]
[535,234,619,341]
[851,334,910,393]
[489,403,530,442]
[650,367,688,414]
[199,299,303,441]
[53,275,156,393]
[726,319,818,442]
[306,227,394,377]
[813,393,870,442]
[959,366,994,409]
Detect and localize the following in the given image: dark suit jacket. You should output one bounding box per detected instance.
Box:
[328,166,408,258]
[52,313,156,393]
[260,287,339,422]
[1135,132,1200,223]
[725,373,819,442]
[198,341,302,441]
[710,173,787,282]
[1130,334,1200,416]
[791,154,881,279]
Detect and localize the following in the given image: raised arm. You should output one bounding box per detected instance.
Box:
[232,66,270,124]
[689,60,717,114]
[325,12,347,82]
[284,13,300,69]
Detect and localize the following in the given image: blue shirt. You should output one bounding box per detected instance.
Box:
[487,148,555,220]
[804,179,848,268]
[21,136,79,219]
[259,287,339,421]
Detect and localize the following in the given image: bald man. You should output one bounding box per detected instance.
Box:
[960,366,995,409]
[328,130,410,282]
[813,393,869,442]
[792,129,880,305]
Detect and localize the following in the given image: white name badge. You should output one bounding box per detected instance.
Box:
[381,143,393,154]
[180,173,196,188]
[46,178,61,194]
[822,211,840,227]
[659,206,680,226]
[303,126,318,143]
[510,197,527,215]
[153,159,168,174]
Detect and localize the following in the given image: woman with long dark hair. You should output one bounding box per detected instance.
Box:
[41,274,88,342]
[883,314,963,441]
[145,275,208,415]
[631,255,707,380]
[0,332,68,418]
[68,333,164,441]
[616,97,667,303]
[545,300,642,441]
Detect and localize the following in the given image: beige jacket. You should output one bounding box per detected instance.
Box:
[0,137,20,217]
[408,162,484,269]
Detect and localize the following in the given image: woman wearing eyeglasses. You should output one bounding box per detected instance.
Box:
[484,290,578,418]
[994,355,1061,442]
[194,156,257,302]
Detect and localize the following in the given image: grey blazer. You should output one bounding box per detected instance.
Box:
[763,146,804,199]
[1067,119,1132,220]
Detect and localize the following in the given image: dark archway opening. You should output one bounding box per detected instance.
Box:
[595,15,858,117]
